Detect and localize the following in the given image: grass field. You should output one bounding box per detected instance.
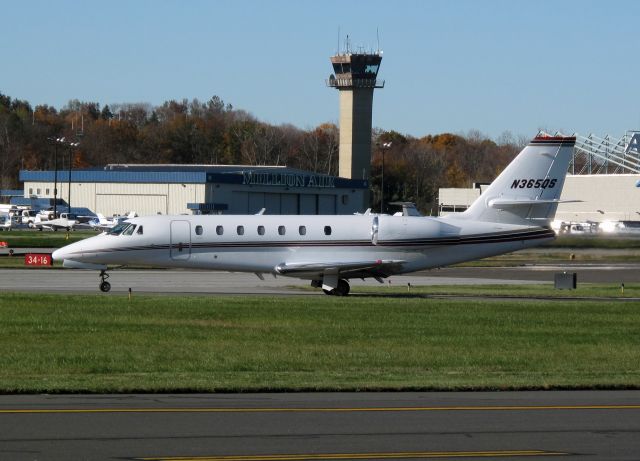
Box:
[350,283,640,298]
[0,229,95,248]
[1,292,639,393]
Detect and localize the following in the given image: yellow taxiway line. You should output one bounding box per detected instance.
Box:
[135,450,568,460]
[0,404,639,414]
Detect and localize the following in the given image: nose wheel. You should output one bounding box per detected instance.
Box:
[99,270,111,292]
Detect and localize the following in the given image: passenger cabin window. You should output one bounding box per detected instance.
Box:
[299,225,306,236]
[257,225,265,236]
[195,225,203,236]
[216,225,224,235]
[237,225,244,235]
[137,226,144,235]
[324,226,332,236]
[278,225,286,235]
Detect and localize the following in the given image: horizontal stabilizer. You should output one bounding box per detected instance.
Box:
[488,198,582,209]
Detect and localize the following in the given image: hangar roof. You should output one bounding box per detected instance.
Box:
[20,165,368,189]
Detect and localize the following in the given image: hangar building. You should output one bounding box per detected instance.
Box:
[19,165,368,216]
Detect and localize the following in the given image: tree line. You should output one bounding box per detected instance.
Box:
[0,92,526,213]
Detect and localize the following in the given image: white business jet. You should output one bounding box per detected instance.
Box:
[53,134,577,294]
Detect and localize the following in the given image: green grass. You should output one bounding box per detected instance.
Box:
[1,292,639,393]
[545,235,640,249]
[351,283,640,298]
[0,229,97,248]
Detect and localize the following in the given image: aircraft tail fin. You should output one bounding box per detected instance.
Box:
[458,134,576,225]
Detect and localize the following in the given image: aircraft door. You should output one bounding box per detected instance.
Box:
[170,220,191,260]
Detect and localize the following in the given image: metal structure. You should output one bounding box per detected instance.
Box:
[571,131,640,175]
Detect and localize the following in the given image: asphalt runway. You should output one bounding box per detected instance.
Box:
[1,391,639,460]
[1,263,639,295]
[0,267,544,295]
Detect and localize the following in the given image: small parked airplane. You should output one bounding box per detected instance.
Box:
[88,212,136,231]
[53,134,577,294]
[34,212,78,231]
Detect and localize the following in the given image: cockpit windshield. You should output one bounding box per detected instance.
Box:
[107,222,133,236]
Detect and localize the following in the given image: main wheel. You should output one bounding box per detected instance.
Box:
[334,279,350,296]
[99,281,111,292]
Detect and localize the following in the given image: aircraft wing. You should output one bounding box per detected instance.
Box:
[275,259,405,279]
[34,219,76,231]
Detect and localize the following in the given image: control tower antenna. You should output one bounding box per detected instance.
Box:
[327,35,385,208]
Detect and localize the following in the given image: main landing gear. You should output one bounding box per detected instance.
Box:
[99,270,111,292]
[319,279,350,296]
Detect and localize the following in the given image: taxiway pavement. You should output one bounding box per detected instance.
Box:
[1,391,639,460]
[1,263,639,295]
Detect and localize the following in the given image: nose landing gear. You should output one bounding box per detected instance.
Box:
[99,270,111,292]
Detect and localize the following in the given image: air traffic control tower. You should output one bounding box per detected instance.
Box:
[327,48,384,185]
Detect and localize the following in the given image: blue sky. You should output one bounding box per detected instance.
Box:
[2,0,639,139]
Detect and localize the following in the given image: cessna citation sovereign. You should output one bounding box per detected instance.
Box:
[53,134,576,295]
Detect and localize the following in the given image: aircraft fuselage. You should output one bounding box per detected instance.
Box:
[54,213,554,278]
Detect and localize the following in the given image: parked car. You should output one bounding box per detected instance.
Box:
[0,213,12,231]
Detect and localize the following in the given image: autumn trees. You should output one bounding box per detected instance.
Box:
[0,92,520,213]
[367,130,522,214]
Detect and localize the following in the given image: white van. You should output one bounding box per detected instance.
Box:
[20,209,38,227]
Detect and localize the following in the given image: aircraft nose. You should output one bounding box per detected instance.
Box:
[52,247,66,262]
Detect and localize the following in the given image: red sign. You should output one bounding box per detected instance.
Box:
[0,241,7,248]
[25,253,52,266]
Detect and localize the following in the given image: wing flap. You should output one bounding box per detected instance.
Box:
[275,259,405,278]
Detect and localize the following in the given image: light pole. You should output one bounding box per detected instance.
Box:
[48,137,79,217]
[380,142,391,213]
[67,142,79,215]
[47,136,66,217]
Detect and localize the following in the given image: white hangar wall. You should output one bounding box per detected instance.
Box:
[23,181,206,216]
[438,175,640,222]
[555,175,640,222]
